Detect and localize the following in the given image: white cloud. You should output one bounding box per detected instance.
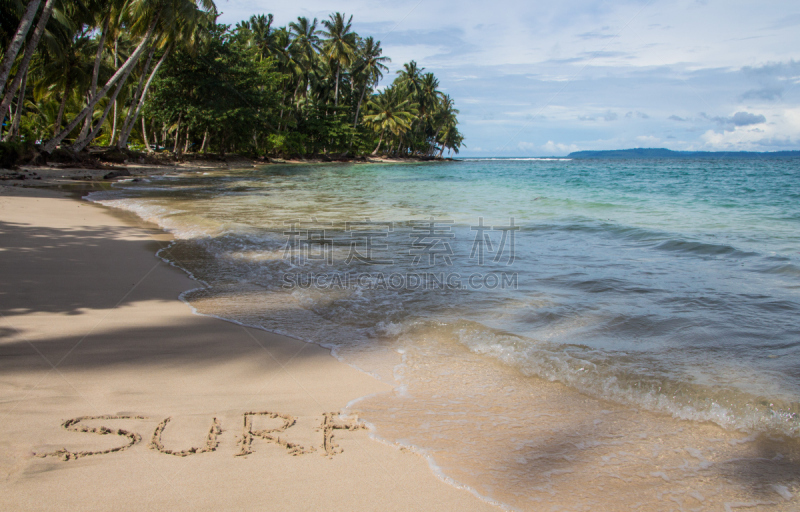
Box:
[540,141,580,155]
[699,108,800,149]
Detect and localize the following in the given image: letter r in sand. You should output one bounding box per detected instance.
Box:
[236,411,313,457]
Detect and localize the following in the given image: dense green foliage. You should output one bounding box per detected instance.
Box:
[0,1,463,158]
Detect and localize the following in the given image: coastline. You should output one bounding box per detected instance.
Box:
[0,184,496,511]
[0,151,456,188]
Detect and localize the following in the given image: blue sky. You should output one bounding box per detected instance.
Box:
[217,1,800,156]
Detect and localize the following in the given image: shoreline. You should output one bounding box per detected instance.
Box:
[0,184,496,511]
[0,151,457,188]
[0,155,456,189]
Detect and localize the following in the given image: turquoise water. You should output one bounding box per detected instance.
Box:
[90,157,800,508]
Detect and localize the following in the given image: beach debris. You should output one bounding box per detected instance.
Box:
[103,169,131,180]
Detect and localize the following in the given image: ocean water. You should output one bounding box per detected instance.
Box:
[89,158,800,510]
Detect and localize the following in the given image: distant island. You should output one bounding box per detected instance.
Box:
[568,148,800,159]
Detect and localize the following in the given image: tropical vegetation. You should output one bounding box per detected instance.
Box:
[0,1,463,159]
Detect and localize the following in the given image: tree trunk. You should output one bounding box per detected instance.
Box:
[371,128,385,155]
[42,11,160,153]
[291,81,301,110]
[0,103,9,135]
[183,126,190,154]
[53,75,71,137]
[0,0,56,124]
[4,104,11,138]
[117,45,156,148]
[151,119,159,151]
[0,0,42,98]
[348,83,369,153]
[110,39,119,146]
[80,14,110,141]
[118,45,170,149]
[200,128,208,153]
[172,113,181,153]
[353,83,368,129]
[429,126,442,156]
[334,64,340,107]
[5,70,27,142]
[69,58,137,152]
[141,116,150,151]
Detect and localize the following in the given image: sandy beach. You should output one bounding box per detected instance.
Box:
[0,185,497,511]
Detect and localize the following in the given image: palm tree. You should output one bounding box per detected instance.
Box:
[0,5,462,157]
[0,0,44,97]
[288,16,319,115]
[238,14,276,61]
[418,73,441,118]
[115,0,215,149]
[320,12,356,107]
[0,0,57,126]
[439,124,464,157]
[432,94,459,156]
[362,85,418,155]
[30,32,95,137]
[288,16,320,58]
[395,60,423,99]
[352,36,388,129]
[42,0,216,153]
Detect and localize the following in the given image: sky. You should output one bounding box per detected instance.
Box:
[216,1,800,156]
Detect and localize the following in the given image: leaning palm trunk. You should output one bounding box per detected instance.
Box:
[69,58,138,152]
[0,0,42,98]
[0,0,56,125]
[109,39,119,146]
[53,76,70,137]
[141,116,150,150]
[117,45,170,149]
[42,13,160,154]
[371,128,385,155]
[79,15,110,141]
[200,129,208,153]
[4,71,27,142]
[116,45,157,148]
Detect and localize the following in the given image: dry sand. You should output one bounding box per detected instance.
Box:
[0,185,497,511]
